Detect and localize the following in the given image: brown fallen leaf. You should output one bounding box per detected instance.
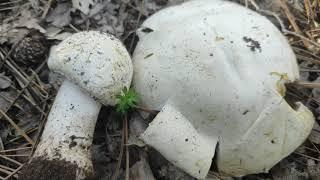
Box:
[0,73,11,89]
[46,3,72,28]
[130,156,155,180]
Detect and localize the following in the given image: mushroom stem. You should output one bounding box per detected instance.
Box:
[140,102,217,179]
[20,80,101,180]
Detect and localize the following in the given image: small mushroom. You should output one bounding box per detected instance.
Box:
[20,31,132,180]
[132,0,314,179]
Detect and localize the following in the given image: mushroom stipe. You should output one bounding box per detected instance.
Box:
[18,31,133,180]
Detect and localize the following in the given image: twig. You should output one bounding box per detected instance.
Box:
[294,152,320,162]
[0,166,18,179]
[69,24,80,32]
[0,147,31,153]
[0,72,37,118]
[4,164,23,180]
[0,0,23,6]
[248,0,286,33]
[284,30,320,48]
[0,47,49,100]
[310,141,320,153]
[0,93,24,111]
[41,0,54,19]
[304,0,314,24]
[300,68,320,72]
[0,155,22,166]
[248,0,320,50]
[8,127,37,144]
[31,103,51,155]
[0,138,3,152]
[0,165,15,172]
[0,109,34,145]
[278,0,311,48]
[124,113,129,180]
[126,3,147,16]
[20,94,47,115]
[129,0,144,53]
[111,120,125,180]
[296,54,320,65]
[0,6,19,11]
[293,81,320,88]
[0,42,21,69]
[293,46,320,59]
[303,145,320,153]
[278,0,301,32]
[0,168,11,175]
[2,154,30,157]
[15,77,36,104]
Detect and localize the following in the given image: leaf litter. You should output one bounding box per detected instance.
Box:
[1,0,320,179]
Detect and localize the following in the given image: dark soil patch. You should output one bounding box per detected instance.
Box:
[19,157,93,180]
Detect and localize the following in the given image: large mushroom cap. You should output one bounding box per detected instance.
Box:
[133,0,314,178]
[48,31,133,106]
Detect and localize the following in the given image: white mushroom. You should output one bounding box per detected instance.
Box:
[20,31,132,179]
[132,0,314,179]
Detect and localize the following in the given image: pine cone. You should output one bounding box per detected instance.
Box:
[12,30,48,65]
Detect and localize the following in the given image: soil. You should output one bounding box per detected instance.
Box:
[18,157,92,180]
[0,0,320,180]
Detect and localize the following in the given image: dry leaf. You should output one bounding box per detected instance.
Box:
[72,0,98,15]
[144,0,164,14]
[96,1,124,36]
[0,73,11,89]
[46,3,72,28]
[130,157,156,180]
[15,9,46,33]
[0,24,29,44]
[0,9,45,44]
[308,122,320,144]
[29,0,40,11]
[45,26,73,40]
[0,91,16,111]
[128,112,147,147]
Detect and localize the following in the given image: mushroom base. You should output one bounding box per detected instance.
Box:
[19,157,94,180]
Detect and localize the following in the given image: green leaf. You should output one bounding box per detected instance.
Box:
[116,87,139,114]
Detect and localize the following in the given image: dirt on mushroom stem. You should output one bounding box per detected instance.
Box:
[19,157,94,180]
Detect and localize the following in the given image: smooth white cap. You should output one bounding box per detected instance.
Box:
[133,0,314,178]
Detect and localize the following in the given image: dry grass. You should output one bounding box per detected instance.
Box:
[0,0,320,179]
[0,2,53,179]
[0,43,51,179]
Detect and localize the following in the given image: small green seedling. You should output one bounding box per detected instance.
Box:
[115,87,138,180]
[116,87,139,114]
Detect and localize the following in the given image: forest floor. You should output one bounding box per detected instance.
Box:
[0,0,320,179]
